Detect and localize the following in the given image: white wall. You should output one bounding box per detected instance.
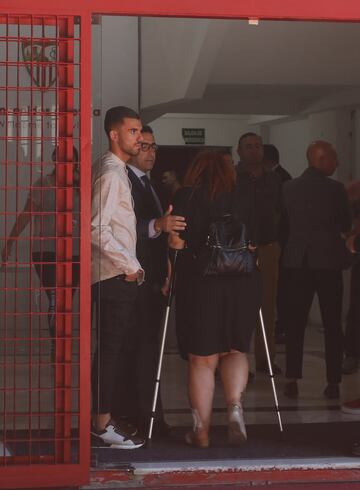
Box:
[92,17,139,160]
[265,110,354,182]
[151,113,260,161]
[268,118,310,177]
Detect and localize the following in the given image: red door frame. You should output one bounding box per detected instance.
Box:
[1,1,360,488]
[3,0,360,20]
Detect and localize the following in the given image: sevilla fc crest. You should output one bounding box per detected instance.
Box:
[22,40,57,90]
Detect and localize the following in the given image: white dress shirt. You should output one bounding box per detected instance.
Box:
[91,151,142,284]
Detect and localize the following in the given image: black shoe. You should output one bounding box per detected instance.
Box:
[256,363,282,375]
[152,421,173,438]
[324,383,340,400]
[117,420,138,437]
[91,420,144,449]
[342,356,358,375]
[352,442,360,456]
[284,381,298,399]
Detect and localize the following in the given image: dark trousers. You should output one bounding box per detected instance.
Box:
[284,267,344,383]
[255,242,280,367]
[91,275,138,414]
[113,281,166,430]
[344,259,360,358]
[276,264,287,336]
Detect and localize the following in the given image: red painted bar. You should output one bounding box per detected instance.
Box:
[2,0,360,21]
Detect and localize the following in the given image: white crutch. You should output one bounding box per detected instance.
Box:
[147,250,179,447]
[259,308,284,432]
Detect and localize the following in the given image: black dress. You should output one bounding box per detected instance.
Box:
[172,186,263,358]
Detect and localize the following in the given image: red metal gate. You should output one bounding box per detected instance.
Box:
[0,13,91,489]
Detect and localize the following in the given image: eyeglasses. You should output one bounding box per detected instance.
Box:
[140,142,158,152]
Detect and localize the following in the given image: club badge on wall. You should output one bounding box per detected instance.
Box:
[22,40,57,90]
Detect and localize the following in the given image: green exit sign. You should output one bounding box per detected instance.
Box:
[182,128,205,145]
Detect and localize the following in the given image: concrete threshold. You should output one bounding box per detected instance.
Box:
[87,458,360,489]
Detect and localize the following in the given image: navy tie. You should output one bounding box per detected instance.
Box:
[141,175,162,218]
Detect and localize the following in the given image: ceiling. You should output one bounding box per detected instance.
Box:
[141,18,360,119]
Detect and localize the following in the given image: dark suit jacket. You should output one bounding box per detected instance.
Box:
[282,166,352,270]
[127,167,168,284]
[274,164,292,184]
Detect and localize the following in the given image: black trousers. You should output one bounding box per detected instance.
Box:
[344,259,360,358]
[91,275,138,414]
[113,281,166,430]
[284,267,344,383]
[276,264,287,336]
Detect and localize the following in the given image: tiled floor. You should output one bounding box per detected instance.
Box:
[161,323,360,428]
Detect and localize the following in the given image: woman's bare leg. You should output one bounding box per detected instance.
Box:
[219,350,249,404]
[219,350,249,444]
[188,353,219,437]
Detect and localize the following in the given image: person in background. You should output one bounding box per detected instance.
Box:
[236,133,283,375]
[162,170,182,197]
[263,143,292,345]
[282,141,351,400]
[342,181,360,375]
[170,151,263,448]
[340,232,360,456]
[340,181,360,418]
[263,143,292,183]
[91,106,145,449]
[1,146,80,359]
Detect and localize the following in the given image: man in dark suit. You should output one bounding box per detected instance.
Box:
[114,125,186,437]
[236,133,283,375]
[263,144,292,345]
[282,140,352,400]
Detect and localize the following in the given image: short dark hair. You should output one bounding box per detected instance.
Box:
[104,106,140,137]
[141,125,153,135]
[263,144,280,164]
[238,132,262,147]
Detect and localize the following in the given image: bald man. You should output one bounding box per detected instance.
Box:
[282,141,351,400]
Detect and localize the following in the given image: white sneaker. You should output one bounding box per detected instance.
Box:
[91,420,144,449]
[227,403,247,445]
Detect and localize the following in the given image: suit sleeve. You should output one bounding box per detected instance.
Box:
[354,234,360,253]
[136,218,151,239]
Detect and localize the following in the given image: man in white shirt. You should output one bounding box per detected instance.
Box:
[91,106,145,449]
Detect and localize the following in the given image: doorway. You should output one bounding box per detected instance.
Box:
[91,13,360,471]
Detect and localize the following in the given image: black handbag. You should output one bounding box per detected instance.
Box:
[197,212,256,277]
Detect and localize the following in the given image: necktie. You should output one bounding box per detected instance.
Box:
[141,175,162,218]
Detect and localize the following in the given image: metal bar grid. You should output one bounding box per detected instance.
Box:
[0,13,84,482]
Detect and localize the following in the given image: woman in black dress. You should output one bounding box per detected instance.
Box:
[169,151,262,448]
